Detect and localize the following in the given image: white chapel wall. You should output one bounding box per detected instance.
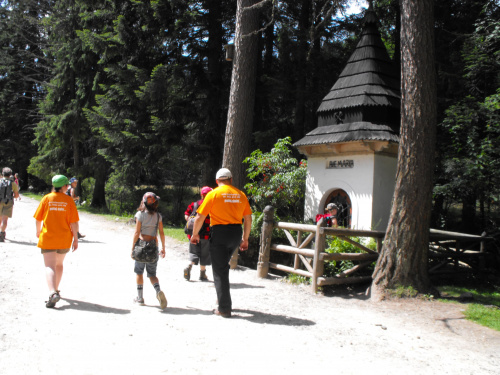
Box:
[304,153,376,229]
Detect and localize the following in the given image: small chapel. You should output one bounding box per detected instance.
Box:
[294,2,400,231]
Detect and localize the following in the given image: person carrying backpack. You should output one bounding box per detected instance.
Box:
[0,167,20,242]
[66,177,85,239]
[183,186,213,281]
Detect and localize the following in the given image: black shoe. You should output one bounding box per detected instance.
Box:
[0,232,5,242]
[183,265,192,281]
[199,270,208,281]
[213,308,231,318]
[77,232,86,239]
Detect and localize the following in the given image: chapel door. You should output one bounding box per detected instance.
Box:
[324,189,352,228]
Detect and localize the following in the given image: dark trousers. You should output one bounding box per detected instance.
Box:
[209,225,242,311]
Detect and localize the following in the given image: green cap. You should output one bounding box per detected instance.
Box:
[52,175,69,188]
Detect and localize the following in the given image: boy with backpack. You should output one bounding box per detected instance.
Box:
[0,167,20,242]
[183,186,213,281]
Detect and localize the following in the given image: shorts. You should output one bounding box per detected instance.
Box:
[134,260,158,278]
[41,248,70,254]
[188,238,211,266]
[0,201,14,218]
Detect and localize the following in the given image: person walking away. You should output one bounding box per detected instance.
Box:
[0,167,20,242]
[190,168,252,318]
[183,186,213,281]
[34,175,80,308]
[66,177,85,239]
[13,173,21,201]
[132,192,167,309]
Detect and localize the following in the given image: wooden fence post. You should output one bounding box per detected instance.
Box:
[257,205,274,278]
[311,218,327,293]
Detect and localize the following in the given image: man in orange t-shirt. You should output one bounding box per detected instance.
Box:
[191,168,252,318]
[34,175,80,308]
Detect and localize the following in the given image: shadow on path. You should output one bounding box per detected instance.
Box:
[57,298,131,315]
[230,283,265,290]
[231,308,315,326]
[4,240,38,247]
[162,306,213,316]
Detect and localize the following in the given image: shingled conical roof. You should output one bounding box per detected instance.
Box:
[294,2,400,149]
[317,5,399,113]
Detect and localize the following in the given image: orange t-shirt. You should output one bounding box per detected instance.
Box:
[197,184,252,226]
[34,192,80,249]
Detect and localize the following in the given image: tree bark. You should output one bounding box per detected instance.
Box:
[90,156,108,209]
[222,0,260,189]
[371,0,437,301]
[201,0,225,186]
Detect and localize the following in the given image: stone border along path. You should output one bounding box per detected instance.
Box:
[0,195,499,374]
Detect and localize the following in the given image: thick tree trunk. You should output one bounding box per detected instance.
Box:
[222,0,260,189]
[90,157,108,209]
[201,0,225,186]
[371,0,436,301]
[292,0,311,142]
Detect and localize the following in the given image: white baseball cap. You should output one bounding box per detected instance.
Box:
[216,168,232,180]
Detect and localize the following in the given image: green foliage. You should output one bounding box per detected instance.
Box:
[438,284,500,331]
[105,171,138,215]
[163,226,189,243]
[323,236,376,277]
[284,274,311,285]
[464,304,500,331]
[388,285,419,298]
[244,137,307,222]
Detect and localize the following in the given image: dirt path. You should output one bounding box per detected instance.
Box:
[0,196,499,375]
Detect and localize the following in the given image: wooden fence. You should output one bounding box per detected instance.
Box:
[256,206,493,293]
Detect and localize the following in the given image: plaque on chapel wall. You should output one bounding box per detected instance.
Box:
[326,160,354,169]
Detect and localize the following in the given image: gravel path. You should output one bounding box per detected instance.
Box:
[0,196,499,374]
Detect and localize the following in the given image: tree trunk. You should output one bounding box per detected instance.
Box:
[371,0,437,301]
[90,157,108,209]
[222,0,260,189]
[293,0,311,142]
[201,0,226,186]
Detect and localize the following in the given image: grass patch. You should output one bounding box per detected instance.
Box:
[164,226,189,242]
[463,304,500,331]
[387,284,419,298]
[284,274,310,285]
[437,284,500,331]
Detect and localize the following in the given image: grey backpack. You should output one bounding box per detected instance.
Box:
[0,179,13,204]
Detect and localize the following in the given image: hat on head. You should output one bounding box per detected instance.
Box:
[52,175,70,188]
[69,177,78,183]
[201,186,213,195]
[326,203,338,211]
[142,192,159,206]
[216,168,232,180]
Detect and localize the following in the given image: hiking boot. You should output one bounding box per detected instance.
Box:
[156,291,167,309]
[133,296,145,305]
[183,265,192,281]
[0,232,5,242]
[45,292,61,308]
[199,270,208,281]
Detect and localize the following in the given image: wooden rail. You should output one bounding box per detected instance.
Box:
[256,205,493,293]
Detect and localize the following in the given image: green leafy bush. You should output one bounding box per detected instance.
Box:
[324,236,377,277]
[244,137,307,223]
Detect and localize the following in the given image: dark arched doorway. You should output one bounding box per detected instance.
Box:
[324,189,352,228]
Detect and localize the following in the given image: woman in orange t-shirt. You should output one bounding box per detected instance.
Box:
[34,175,80,308]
